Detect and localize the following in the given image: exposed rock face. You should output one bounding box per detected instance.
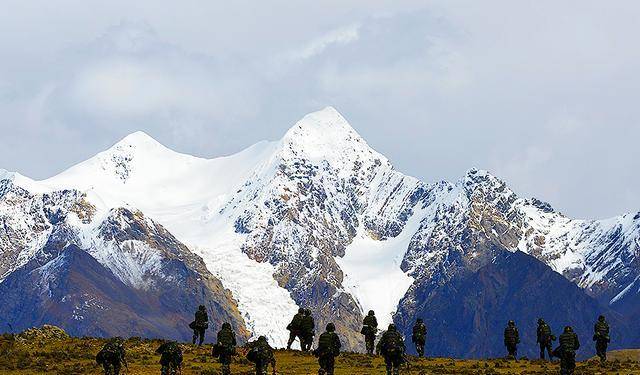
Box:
[0,181,247,342]
[222,108,427,348]
[1,108,639,355]
[396,251,632,359]
[397,170,640,344]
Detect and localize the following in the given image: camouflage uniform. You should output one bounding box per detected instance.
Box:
[315,323,341,375]
[503,320,520,359]
[215,323,237,375]
[593,315,610,363]
[361,310,378,355]
[536,318,554,360]
[554,326,580,375]
[378,324,405,375]
[96,337,127,375]
[287,308,305,350]
[247,336,276,375]
[411,319,427,357]
[301,309,316,351]
[156,341,183,375]
[191,305,209,345]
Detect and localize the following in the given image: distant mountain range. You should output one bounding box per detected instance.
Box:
[1,107,638,356]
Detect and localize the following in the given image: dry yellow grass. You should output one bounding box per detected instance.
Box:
[1,334,640,374]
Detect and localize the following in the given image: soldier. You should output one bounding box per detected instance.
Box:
[314,323,342,375]
[361,310,378,355]
[503,320,520,359]
[246,336,277,375]
[286,308,305,350]
[155,341,183,375]
[96,337,127,375]
[214,323,237,375]
[554,326,580,375]
[190,305,209,345]
[536,318,555,360]
[378,324,405,375]
[593,315,610,363]
[301,309,316,351]
[411,318,427,357]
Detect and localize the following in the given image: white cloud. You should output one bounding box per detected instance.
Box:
[0,1,639,219]
[287,24,361,61]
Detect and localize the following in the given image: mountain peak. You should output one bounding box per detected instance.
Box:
[283,106,357,140]
[103,130,175,160]
[114,131,163,149]
[0,169,13,182]
[461,168,505,188]
[280,107,382,166]
[459,168,518,202]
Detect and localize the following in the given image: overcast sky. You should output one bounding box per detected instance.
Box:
[1,0,638,219]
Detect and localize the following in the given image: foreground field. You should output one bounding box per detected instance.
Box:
[2,332,640,374]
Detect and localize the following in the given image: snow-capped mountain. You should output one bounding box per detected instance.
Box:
[399,169,640,307]
[0,177,246,340]
[1,107,638,355]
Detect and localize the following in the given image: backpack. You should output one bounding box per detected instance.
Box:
[361,325,373,336]
[538,324,552,342]
[216,329,237,355]
[96,342,120,364]
[163,342,183,365]
[95,350,106,365]
[288,313,303,332]
[383,332,404,357]
[595,322,609,339]
[504,327,519,344]
[363,316,377,329]
[412,323,426,341]
[317,333,340,357]
[247,343,271,364]
[195,310,209,329]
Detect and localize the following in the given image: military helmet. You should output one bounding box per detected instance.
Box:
[326,323,336,332]
[388,323,396,331]
[508,320,515,326]
[298,308,305,314]
[598,315,605,322]
[111,336,124,345]
[222,322,231,330]
[199,305,205,310]
[368,310,375,316]
[258,336,267,342]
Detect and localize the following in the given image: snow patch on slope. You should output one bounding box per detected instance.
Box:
[338,210,422,327]
[190,223,299,348]
[31,131,299,344]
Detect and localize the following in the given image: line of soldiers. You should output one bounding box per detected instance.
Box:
[95,305,612,375]
[504,315,610,375]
